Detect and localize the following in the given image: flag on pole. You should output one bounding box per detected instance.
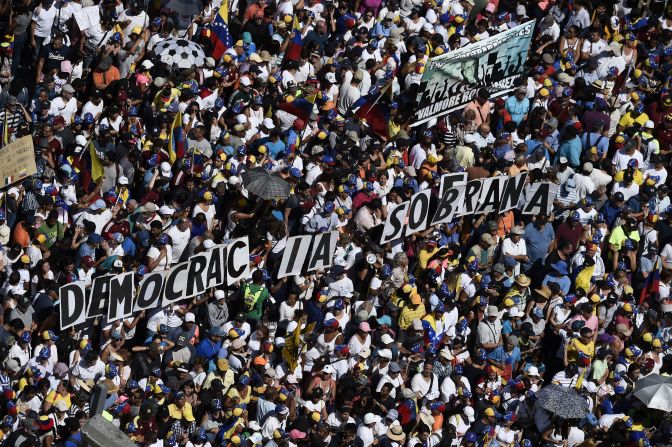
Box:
[285,16,303,61]
[210,0,233,60]
[168,111,186,163]
[89,141,104,181]
[639,259,660,305]
[277,93,317,123]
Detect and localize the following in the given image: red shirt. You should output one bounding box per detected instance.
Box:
[555,222,583,250]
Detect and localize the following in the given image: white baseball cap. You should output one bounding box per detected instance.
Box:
[263,117,275,129]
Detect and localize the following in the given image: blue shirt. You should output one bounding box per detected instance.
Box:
[600,200,622,228]
[266,139,287,159]
[556,136,582,167]
[195,337,222,359]
[523,222,555,264]
[504,96,530,124]
[488,345,522,372]
[581,132,609,155]
[542,273,572,294]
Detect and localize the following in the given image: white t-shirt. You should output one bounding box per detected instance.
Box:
[50,96,78,124]
[32,5,58,38]
[118,9,149,43]
[166,225,191,264]
[147,245,172,271]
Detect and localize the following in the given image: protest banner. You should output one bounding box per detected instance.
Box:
[413,21,535,126]
[278,235,313,278]
[59,237,251,329]
[306,231,339,272]
[73,6,101,31]
[405,190,432,236]
[381,174,552,243]
[108,272,135,323]
[522,183,560,215]
[60,281,87,330]
[381,203,410,244]
[0,136,38,187]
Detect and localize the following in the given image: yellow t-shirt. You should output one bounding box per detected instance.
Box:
[608,226,640,250]
[613,169,643,185]
[45,391,72,408]
[619,112,649,129]
[399,303,426,330]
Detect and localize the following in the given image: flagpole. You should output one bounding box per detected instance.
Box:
[360,80,392,120]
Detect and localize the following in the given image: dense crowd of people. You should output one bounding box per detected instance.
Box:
[2,0,672,446]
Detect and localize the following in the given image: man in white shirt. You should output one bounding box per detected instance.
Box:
[411,362,440,400]
[49,84,78,123]
[117,0,149,44]
[166,218,192,264]
[597,41,626,79]
[539,15,560,41]
[337,70,362,115]
[580,28,608,61]
[501,226,528,275]
[30,0,58,54]
[70,351,106,387]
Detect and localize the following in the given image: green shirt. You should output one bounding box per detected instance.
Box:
[244,283,269,321]
[38,221,64,249]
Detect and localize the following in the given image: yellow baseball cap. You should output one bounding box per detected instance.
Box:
[485,408,495,417]
[653,339,663,348]
[217,358,229,371]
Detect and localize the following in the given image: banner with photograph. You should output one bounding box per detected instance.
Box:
[413,20,535,126]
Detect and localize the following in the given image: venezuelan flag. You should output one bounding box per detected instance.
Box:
[285,16,303,61]
[89,140,104,181]
[168,111,185,163]
[277,93,316,123]
[210,0,233,60]
[639,259,660,305]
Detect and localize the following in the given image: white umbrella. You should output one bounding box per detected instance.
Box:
[633,374,672,412]
[153,38,206,70]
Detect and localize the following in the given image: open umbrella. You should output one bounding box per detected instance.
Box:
[163,0,204,17]
[241,167,291,201]
[153,38,206,69]
[634,374,672,412]
[535,384,590,419]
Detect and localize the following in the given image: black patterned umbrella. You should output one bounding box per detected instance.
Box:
[535,384,590,419]
[241,168,291,201]
[153,38,206,69]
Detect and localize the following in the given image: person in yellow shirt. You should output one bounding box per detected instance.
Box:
[565,326,595,368]
[152,81,181,110]
[415,240,439,274]
[43,380,72,412]
[168,390,197,424]
[617,103,649,132]
[398,293,426,330]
